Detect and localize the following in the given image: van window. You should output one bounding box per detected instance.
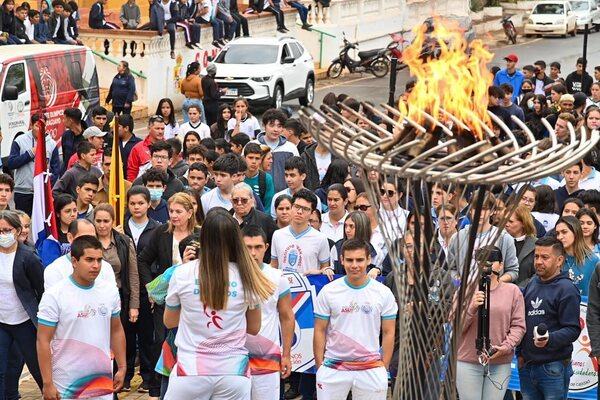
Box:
[5,63,26,94]
[69,61,83,88]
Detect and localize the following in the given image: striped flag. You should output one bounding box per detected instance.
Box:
[32,118,58,247]
[109,119,126,226]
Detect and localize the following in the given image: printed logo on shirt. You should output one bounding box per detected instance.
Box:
[77,304,97,318]
[98,304,109,317]
[361,303,373,315]
[341,301,360,314]
[283,245,304,269]
[528,297,545,316]
[203,304,224,329]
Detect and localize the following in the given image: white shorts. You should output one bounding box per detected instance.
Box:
[251,371,280,400]
[316,366,388,400]
[164,371,251,400]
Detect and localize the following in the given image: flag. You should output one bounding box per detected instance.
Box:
[32,118,58,247]
[109,119,126,226]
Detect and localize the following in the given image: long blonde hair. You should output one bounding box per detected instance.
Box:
[199,208,274,310]
[167,193,196,234]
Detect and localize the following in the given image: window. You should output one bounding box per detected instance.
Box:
[214,45,279,65]
[281,44,293,62]
[4,63,26,94]
[290,42,304,59]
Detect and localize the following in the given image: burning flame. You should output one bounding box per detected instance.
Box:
[400,17,495,140]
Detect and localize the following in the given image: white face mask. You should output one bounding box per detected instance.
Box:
[0,233,16,248]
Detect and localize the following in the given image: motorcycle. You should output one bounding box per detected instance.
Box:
[327,34,390,79]
[386,32,409,71]
[501,15,517,44]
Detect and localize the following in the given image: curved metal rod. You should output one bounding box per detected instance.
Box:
[510,116,538,158]
[487,111,520,151]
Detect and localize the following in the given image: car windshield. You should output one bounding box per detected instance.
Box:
[532,3,565,14]
[214,45,279,64]
[570,0,590,11]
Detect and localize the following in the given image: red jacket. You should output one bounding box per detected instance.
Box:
[127,136,153,181]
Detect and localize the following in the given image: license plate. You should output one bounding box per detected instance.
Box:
[535,26,552,31]
[226,88,238,96]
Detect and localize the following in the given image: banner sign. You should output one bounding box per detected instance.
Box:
[508,296,597,399]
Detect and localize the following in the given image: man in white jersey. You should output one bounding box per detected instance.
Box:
[201,153,237,214]
[271,189,332,279]
[37,235,126,400]
[313,239,397,400]
[44,219,117,290]
[242,225,294,400]
[270,157,322,218]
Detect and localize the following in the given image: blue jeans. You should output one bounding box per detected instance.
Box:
[215,12,238,40]
[289,1,308,25]
[181,98,206,124]
[0,321,43,399]
[518,360,573,400]
[456,361,511,400]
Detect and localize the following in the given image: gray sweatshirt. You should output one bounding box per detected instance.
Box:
[446,225,519,283]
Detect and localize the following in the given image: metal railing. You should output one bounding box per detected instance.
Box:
[91,49,147,79]
[296,23,336,68]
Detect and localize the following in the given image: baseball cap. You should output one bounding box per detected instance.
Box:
[504,53,518,63]
[83,126,107,139]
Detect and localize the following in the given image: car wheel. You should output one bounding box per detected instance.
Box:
[327,61,343,79]
[271,84,283,109]
[299,77,314,106]
[525,33,532,38]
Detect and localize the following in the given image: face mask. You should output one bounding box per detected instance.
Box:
[527,100,534,110]
[0,233,16,248]
[149,188,164,202]
[522,88,532,94]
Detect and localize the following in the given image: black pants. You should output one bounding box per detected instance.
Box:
[204,101,219,126]
[112,105,131,115]
[265,3,286,29]
[123,295,154,383]
[13,193,33,217]
[0,321,43,397]
[149,304,165,398]
[231,10,249,37]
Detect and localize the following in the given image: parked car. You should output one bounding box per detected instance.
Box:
[211,36,315,109]
[570,0,600,31]
[524,0,577,37]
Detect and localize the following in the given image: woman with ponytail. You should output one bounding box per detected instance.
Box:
[180,61,206,124]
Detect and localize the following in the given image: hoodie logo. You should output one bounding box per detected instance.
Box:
[528,297,545,316]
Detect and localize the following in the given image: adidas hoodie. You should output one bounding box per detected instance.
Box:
[517,271,581,364]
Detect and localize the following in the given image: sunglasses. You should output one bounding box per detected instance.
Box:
[149,115,164,123]
[380,189,396,197]
[354,204,371,211]
[232,197,250,205]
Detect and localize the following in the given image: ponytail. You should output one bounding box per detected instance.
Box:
[186,62,200,78]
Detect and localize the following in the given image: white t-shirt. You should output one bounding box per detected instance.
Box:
[246,264,290,375]
[314,277,397,369]
[164,123,181,140]
[179,121,211,140]
[165,260,251,376]
[128,219,148,249]
[531,211,560,232]
[201,187,232,215]
[321,211,348,243]
[270,188,322,218]
[161,0,172,21]
[271,226,330,273]
[0,251,29,325]
[37,276,121,399]
[198,0,212,22]
[227,116,261,140]
[314,151,332,183]
[44,254,117,291]
[378,205,409,241]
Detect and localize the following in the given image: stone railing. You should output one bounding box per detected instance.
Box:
[309,0,405,26]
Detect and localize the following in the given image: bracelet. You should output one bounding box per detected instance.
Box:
[322,267,334,273]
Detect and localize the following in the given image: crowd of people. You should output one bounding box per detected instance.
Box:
[0,47,599,400]
[0,0,315,57]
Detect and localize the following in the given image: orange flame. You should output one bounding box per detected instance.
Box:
[400,17,495,140]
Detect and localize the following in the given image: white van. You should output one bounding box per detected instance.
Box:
[0,44,100,157]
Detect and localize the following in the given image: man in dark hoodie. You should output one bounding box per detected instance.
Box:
[13,5,31,43]
[565,57,594,96]
[517,236,581,399]
[131,141,183,200]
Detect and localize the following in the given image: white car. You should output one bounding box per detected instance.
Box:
[570,0,600,31]
[524,1,578,37]
[211,37,315,109]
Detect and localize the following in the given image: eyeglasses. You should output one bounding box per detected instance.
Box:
[232,197,251,205]
[149,115,164,123]
[293,204,312,214]
[152,154,169,160]
[0,228,14,234]
[380,189,396,197]
[438,216,454,222]
[354,204,372,211]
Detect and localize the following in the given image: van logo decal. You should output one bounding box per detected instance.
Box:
[39,65,57,108]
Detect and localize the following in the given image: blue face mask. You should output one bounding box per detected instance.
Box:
[149,188,164,201]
